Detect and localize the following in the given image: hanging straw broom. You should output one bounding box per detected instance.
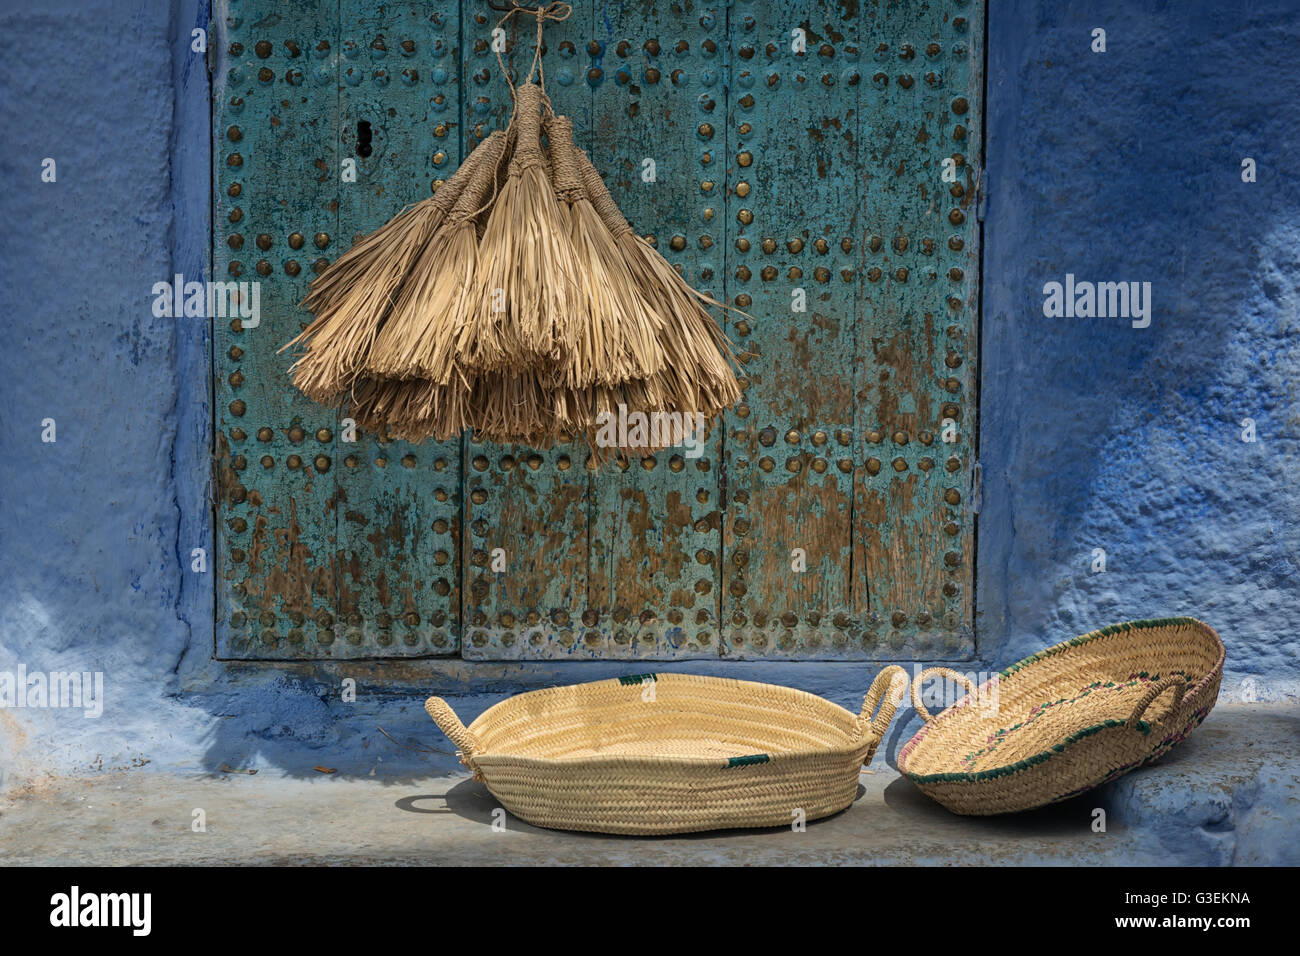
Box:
[573,148,743,421]
[282,137,494,403]
[544,111,665,390]
[366,130,511,383]
[459,81,580,374]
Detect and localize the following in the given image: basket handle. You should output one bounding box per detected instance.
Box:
[858,665,908,740]
[1126,677,1186,731]
[425,696,482,763]
[910,667,978,723]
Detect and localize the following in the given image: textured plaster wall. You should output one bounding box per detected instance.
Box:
[979,0,1300,684]
[0,0,1294,804]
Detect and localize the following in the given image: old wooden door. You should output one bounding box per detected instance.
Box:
[212,0,981,662]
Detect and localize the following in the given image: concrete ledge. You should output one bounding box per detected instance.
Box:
[2,702,1293,865]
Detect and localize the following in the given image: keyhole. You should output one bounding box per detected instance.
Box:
[356,120,373,158]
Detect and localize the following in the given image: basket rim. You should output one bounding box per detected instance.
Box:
[465,671,878,768]
[896,616,1225,785]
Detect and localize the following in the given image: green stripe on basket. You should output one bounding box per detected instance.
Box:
[618,673,657,686]
[726,753,771,768]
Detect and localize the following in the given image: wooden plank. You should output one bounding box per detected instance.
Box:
[851,0,981,658]
[583,0,725,659]
[460,0,595,660]
[719,0,862,658]
[213,0,340,658]
[333,0,463,657]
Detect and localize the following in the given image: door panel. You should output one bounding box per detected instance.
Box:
[212,0,981,662]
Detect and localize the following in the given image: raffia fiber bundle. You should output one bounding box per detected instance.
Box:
[283,139,491,403]
[283,3,741,450]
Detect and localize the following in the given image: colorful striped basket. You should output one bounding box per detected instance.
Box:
[426,666,909,835]
[897,617,1225,815]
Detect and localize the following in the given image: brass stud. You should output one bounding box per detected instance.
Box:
[286,454,302,469]
[227,234,244,250]
[945,521,960,535]
[316,428,332,442]
[836,429,851,446]
[260,455,273,468]
[758,456,774,472]
[784,429,800,444]
[288,233,305,250]
[946,353,963,369]
[892,457,908,472]
[867,429,883,444]
[670,235,686,251]
[946,457,962,473]
[811,430,827,446]
[735,181,751,197]
[254,40,272,58]
[229,399,246,416]
[256,427,273,442]
[314,455,331,472]
[944,488,961,505]
[737,151,753,167]
[760,237,776,254]
[865,457,881,475]
[256,234,272,250]
[230,426,246,441]
[314,232,330,249]
[949,209,966,226]
[893,430,908,445]
[787,237,804,253]
[737,208,753,225]
[919,458,934,471]
[944,551,961,567]
[288,426,305,443]
[228,346,244,361]
[285,260,301,276]
[227,182,242,197]
[228,371,244,387]
[837,458,853,473]
[736,237,750,253]
[698,122,714,139]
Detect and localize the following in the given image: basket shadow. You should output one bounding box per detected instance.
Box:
[398,778,867,840]
[880,775,1102,837]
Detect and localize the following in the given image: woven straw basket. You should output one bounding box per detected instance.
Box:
[897,617,1224,815]
[426,667,908,835]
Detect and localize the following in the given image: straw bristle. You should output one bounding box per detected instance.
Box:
[462,164,579,371]
[559,198,666,388]
[284,200,445,402]
[366,220,479,382]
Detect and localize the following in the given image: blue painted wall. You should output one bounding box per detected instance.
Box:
[979,0,1300,685]
[0,0,1294,789]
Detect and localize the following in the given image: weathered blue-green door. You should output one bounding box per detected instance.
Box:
[212,0,981,661]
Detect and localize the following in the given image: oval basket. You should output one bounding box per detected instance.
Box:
[426,666,908,835]
[897,617,1224,815]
